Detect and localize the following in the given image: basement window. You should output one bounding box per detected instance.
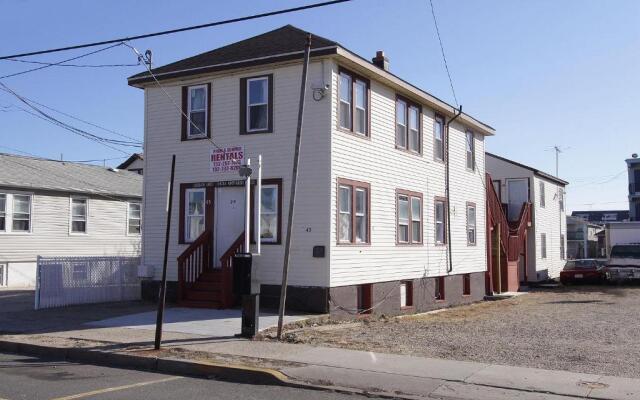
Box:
[463,274,471,296]
[357,284,372,314]
[435,276,445,301]
[400,281,413,308]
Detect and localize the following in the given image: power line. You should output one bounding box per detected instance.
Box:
[2,58,140,68]
[0,43,123,79]
[428,0,458,107]
[0,145,127,164]
[0,0,352,60]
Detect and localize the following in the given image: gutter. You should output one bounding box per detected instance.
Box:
[445,106,463,273]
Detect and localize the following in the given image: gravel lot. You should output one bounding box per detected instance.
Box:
[270,286,640,378]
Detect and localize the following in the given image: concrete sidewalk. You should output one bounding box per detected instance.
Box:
[0,295,637,399]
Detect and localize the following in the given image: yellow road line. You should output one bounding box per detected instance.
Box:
[50,376,183,400]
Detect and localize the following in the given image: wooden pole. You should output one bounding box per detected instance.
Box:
[277,34,311,340]
[155,154,176,350]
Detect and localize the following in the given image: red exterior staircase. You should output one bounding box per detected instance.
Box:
[177,230,246,308]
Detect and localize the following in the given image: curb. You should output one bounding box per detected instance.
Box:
[0,339,407,399]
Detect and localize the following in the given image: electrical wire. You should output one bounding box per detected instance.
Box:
[0,0,352,60]
[2,58,140,68]
[428,0,458,107]
[0,145,127,164]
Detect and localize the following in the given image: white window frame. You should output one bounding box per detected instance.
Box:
[354,79,368,136]
[69,196,88,235]
[408,106,420,153]
[396,99,408,149]
[127,202,142,236]
[71,263,89,282]
[187,85,208,138]
[338,185,353,243]
[0,193,6,233]
[434,115,445,161]
[466,130,475,170]
[397,194,410,243]
[0,192,33,235]
[184,188,206,243]
[338,72,352,131]
[435,199,446,245]
[354,187,368,243]
[256,184,278,243]
[246,76,269,133]
[467,203,477,246]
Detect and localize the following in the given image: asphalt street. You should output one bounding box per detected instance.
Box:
[0,352,367,400]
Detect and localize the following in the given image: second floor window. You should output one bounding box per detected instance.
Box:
[539,181,546,208]
[559,189,564,211]
[435,198,447,245]
[241,74,273,134]
[396,98,421,153]
[70,197,87,233]
[466,130,475,170]
[187,85,208,138]
[338,179,370,244]
[338,70,369,136]
[434,114,445,161]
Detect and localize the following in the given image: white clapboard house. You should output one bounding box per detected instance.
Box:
[128,25,495,315]
[486,152,568,282]
[0,153,142,288]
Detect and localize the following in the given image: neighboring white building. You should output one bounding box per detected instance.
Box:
[0,153,142,288]
[117,153,144,175]
[486,153,568,282]
[128,25,494,315]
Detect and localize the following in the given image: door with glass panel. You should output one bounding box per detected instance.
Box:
[506,179,529,221]
[213,187,245,267]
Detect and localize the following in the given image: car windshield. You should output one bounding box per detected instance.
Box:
[610,245,640,259]
[564,260,597,269]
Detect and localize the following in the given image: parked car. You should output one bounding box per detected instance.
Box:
[604,244,640,283]
[560,259,604,285]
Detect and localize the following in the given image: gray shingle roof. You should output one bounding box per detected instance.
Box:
[0,153,142,198]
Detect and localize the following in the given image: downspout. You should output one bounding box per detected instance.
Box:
[445,105,462,273]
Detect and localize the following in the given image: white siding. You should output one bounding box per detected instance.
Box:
[141,60,332,286]
[329,61,487,287]
[0,190,140,286]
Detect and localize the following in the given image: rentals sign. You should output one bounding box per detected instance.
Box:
[210,146,244,173]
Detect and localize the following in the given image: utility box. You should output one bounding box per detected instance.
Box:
[240,294,259,338]
[232,253,252,296]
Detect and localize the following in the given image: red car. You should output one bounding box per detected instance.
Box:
[560,259,604,285]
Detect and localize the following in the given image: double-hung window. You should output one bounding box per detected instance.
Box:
[241,75,273,134]
[467,203,476,245]
[435,198,447,245]
[466,130,475,170]
[70,197,87,234]
[0,194,5,232]
[12,194,31,232]
[434,114,445,161]
[539,181,546,208]
[396,97,421,153]
[183,84,209,139]
[397,190,422,244]
[337,179,370,244]
[258,184,279,243]
[541,233,547,258]
[128,202,141,235]
[338,69,369,136]
[185,188,206,242]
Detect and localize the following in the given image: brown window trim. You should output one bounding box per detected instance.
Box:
[465,129,476,171]
[466,201,477,246]
[433,112,446,163]
[240,74,274,135]
[396,189,423,245]
[462,273,471,296]
[249,178,283,245]
[336,178,371,245]
[435,276,445,301]
[181,83,212,141]
[337,67,371,139]
[434,196,448,246]
[178,182,214,244]
[400,280,414,309]
[395,95,422,155]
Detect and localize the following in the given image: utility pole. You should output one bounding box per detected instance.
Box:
[277,34,311,340]
[553,145,562,177]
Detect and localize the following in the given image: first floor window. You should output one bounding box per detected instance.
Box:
[72,263,88,281]
[258,184,279,243]
[467,203,476,245]
[187,85,207,137]
[397,190,422,244]
[337,179,370,244]
[560,234,566,260]
[541,233,547,258]
[128,202,141,235]
[0,194,5,231]
[435,198,447,245]
[12,194,31,232]
[70,197,87,233]
[185,188,206,242]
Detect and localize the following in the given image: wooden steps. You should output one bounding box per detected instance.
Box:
[179,269,224,308]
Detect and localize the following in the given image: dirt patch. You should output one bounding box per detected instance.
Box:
[261,286,640,378]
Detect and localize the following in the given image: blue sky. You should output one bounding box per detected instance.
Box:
[0,0,638,212]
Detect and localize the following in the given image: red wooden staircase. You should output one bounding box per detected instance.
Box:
[177,230,245,308]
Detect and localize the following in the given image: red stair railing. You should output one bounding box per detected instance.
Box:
[177,229,213,303]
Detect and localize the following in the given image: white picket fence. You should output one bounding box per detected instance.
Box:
[35,256,141,309]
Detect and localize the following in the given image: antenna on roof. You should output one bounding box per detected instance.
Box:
[60,153,63,161]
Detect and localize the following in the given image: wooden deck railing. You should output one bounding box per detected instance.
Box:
[177,229,213,302]
[507,202,531,262]
[486,173,509,255]
[219,231,246,308]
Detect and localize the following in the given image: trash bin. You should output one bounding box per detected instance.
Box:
[232,252,252,296]
[240,293,259,338]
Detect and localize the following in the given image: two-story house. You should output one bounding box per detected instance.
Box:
[0,153,142,288]
[486,152,568,282]
[627,153,640,221]
[128,25,494,315]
